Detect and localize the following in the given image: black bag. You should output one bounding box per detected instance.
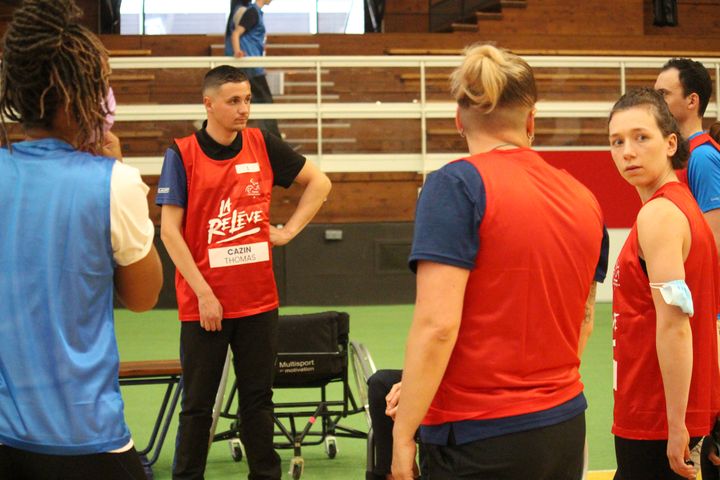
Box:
[274,311,349,387]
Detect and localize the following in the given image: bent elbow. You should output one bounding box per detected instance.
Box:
[122,283,161,312]
[125,295,159,313]
[423,320,459,344]
[318,174,332,198]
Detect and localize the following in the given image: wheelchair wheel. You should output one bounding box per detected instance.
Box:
[324,436,337,459]
[289,456,304,480]
[349,341,377,426]
[228,438,243,462]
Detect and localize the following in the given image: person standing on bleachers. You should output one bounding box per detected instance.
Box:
[225,0,282,139]
[0,0,163,478]
[157,65,331,480]
[391,44,608,480]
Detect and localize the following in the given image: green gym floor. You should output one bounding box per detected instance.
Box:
[117,304,617,479]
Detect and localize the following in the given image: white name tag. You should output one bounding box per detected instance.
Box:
[208,241,269,268]
[235,163,260,174]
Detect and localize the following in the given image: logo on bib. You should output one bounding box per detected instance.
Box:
[245,178,261,197]
[207,197,264,244]
[612,263,620,287]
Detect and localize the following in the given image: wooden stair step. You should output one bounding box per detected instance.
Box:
[476,12,503,20]
[428,127,607,136]
[400,73,449,82]
[280,122,351,129]
[116,130,165,139]
[210,44,225,56]
[386,48,463,55]
[109,49,152,57]
[287,138,357,144]
[535,72,658,82]
[401,72,657,85]
[500,0,527,8]
[451,22,478,32]
[266,43,320,51]
[110,73,156,82]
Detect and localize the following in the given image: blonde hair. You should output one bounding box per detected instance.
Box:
[450,44,536,116]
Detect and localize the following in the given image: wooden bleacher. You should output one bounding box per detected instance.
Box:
[118,359,182,468]
[108,49,152,57]
[84,32,720,223]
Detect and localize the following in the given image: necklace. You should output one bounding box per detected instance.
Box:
[491,143,518,151]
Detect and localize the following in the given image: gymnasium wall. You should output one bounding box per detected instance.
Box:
[384,0,720,48]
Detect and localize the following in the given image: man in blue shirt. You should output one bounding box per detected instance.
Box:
[656,58,720,252]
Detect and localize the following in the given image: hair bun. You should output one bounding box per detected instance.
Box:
[10,0,82,37]
[450,43,536,116]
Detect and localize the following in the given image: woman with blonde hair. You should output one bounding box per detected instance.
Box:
[391,44,608,479]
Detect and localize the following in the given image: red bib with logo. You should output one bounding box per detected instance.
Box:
[612,182,720,439]
[174,128,278,320]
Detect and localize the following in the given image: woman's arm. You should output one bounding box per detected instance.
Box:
[578,281,598,358]
[230,6,247,57]
[391,261,469,480]
[231,25,246,57]
[637,198,695,479]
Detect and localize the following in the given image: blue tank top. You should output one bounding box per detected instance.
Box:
[0,138,130,454]
[225,3,266,78]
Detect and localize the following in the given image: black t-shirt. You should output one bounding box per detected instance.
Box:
[238,6,259,31]
[168,127,306,188]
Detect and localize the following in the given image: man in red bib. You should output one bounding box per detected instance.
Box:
[157,66,331,480]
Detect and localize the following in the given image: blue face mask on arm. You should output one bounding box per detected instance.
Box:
[649,280,694,317]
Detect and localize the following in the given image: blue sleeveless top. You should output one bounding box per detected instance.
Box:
[225,3,266,78]
[0,139,130,454]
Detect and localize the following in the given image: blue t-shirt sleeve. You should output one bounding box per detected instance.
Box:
[409,160,485,273]
[688,144,720,212]
[155,146,187,208]
[594,226,609,283]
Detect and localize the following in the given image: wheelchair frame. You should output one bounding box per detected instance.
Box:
[211,312,377,480]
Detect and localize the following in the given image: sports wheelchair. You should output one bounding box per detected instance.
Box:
[211,311,377,479]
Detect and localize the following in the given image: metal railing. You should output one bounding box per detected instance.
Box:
[106,54,720,175]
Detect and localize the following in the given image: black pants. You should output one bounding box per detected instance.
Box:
[614,435,701,480]
[367,369,403,479]
[248,74,281,139]
[0,444,147,480]
[422,413,585,480]
[172,310,281,480]
[701,436,720,479]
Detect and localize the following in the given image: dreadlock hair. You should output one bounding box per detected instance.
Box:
[0,0,110,152]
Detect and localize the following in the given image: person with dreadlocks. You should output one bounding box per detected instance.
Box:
[0,0,163,478]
